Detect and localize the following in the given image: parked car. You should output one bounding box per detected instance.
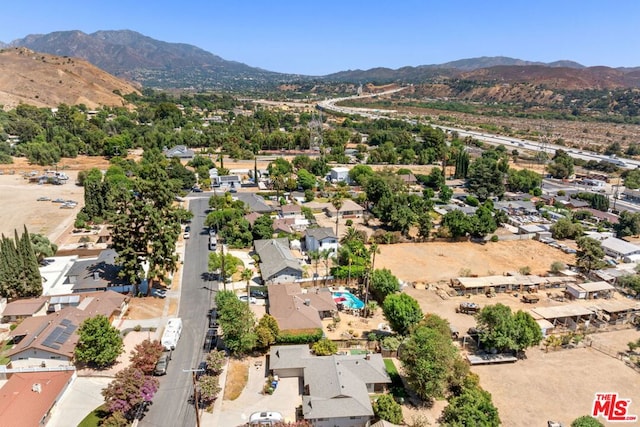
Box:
[183,231,190,239]
[250,290,267,299]
[154,353,170,375]
[239,295,257,304]
[196,361,208,380]
[52,198,66,203]
[37,196,51,201]
[203,328,218,351]
[185,225,191,233]
[153,288,167,298]
[192,187,203,193]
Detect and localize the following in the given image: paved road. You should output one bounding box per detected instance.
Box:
[318,87,640,170]
[141,196,218,427]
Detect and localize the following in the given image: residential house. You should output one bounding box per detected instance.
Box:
[600,237,640,260]
[304,227,338,255]
[235,193,274,214]
[254,239,303,284]
[1,297,48,323]
[398,173,417,186]
[6,291,129,368]
[269,345,391,427]
[64,249,131,293]
[244,212,262,227]
[273,218,295,235]
[267,283,336,333]
[279,204,304,220]
[162,145,194,159]
[324,199,364,219]
[0,370,76,426]
[328,167,350,184]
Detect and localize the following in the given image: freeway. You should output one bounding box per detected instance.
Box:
[318,88,640,170]
[141,196,217,427]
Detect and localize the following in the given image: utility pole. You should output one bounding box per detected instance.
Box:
[183,368,205,427]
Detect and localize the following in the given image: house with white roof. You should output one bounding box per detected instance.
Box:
[600,237,640,260]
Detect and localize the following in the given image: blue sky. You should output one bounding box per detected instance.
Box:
[2,1,639,75]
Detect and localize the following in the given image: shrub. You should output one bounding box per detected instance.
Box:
[490,235,499,242]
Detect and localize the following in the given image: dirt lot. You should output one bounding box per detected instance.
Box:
[375,240,576,284]
[402,284,640,426]
[0,156,110,245]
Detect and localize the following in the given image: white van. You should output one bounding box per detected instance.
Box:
[161,318,183,350]
[209,236,217,251]
[248,411,283,426]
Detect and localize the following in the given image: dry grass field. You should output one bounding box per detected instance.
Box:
[375,240,576,284]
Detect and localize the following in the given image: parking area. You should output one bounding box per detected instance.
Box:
[209,355,302,427]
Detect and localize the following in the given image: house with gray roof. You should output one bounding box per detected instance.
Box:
[162,145,194,159]
[254,239,303,284]
[235,193,274,214]
[269,345,391,427]
[600,237,640,260]
[304,227,338,255]
[65,249,131,293]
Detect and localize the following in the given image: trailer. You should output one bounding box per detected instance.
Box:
[522,294,540,304]
[161,318,183,350]
[456,302,480,314]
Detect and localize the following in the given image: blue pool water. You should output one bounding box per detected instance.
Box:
[332,291,365,310]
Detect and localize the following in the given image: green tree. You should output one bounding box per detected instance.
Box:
[208,252,242,284]
[614,211,640,238]
[312,338,338,356]
[507,169,542,193]
[576,236,606,272]
[399,321,458,402]
[372,394,403,424]
[441,210,473,239]
[550,217,584,240]
[439,184,453,203]
[29,232,58,262]
[370,268,400,303]
[467,156,506,200]
[348,164,375,186]
[255,314,280,349]
[215,290,256,355]
[547,149,574,179]
[571,416,604,427]
[382,293,424,336]
[476,304,542,354]
[441,375,501,427]
[453,150,470,179]
[75,315,124,367]
[296,168,316,190]
[252,214,274,240]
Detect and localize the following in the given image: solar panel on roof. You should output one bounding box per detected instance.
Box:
[60,318,72,326]
[42,326,65,348]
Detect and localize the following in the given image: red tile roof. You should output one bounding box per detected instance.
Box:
[0,370,74,426]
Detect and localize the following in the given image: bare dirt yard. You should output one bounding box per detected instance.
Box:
[375,240,576,284]
[0,156,110,245]
[402,283,640,427]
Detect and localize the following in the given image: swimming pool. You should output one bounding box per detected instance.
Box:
[332,291,365,310]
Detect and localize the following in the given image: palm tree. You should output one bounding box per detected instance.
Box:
[340,226,366,245]
[330,194,344,238]
[241,268,253,305]
[363,243,380,311]
[309,250,321,287]
[320,249,332,286]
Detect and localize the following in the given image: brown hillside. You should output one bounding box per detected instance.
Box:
[461,65,629,90]
[0,47,140,110]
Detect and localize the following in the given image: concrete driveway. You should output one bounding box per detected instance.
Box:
[207,355,302,427]
[47,377,112,427]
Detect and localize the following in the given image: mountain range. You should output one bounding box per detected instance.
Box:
[2,30,640,90]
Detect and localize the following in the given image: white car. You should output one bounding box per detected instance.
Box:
[239,295,257,304]
[183,231,190,239]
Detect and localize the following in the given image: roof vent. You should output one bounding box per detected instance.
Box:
[304,299,311,306]
[32,383,42,393]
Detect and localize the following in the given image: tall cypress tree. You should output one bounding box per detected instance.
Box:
[20,226,42,296]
